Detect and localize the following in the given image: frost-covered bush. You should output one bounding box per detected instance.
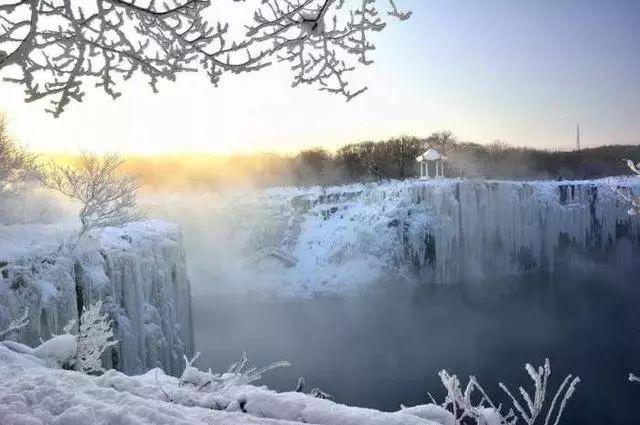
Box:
[178,351,290,394]
[0,301,117,373]
[73,300,118,374]
[431,359,579,425]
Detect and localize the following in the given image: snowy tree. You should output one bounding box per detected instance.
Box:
[0,115,39,197]
[46,152,142,234]
[0,0,410,117]
[74,300,118,374]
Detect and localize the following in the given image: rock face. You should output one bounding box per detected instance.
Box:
[217,178,640,294]
[0,220,194,375]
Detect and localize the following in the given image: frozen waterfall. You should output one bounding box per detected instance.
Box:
[215,178,640,295]
[0,220,194,375]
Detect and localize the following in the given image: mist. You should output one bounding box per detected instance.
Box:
[140,186,640,425]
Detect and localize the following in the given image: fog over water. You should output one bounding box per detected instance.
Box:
[144,190,640,425]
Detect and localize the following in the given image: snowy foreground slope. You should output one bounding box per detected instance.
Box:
[0,220,193,375]
[0,345,450,425]
[211,177,640,295]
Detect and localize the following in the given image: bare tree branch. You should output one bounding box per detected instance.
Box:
[0,0,410,116]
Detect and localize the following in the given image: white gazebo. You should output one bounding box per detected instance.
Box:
[416,148,445,179]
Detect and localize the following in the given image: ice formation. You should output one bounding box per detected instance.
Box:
[214,178,640,295]
[0,220,193,375]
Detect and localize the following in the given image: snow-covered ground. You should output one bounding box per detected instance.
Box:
[0,220,193,375]
[169,177,640,297]
[0,344,448,425]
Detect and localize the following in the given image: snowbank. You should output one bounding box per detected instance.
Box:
[0,344,442,425]
[207,177,640,296]
[0,220,193,375]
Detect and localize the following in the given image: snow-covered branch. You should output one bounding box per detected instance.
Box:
[178,351,289,394]
[436,359,579,425]
[0,307,29,340]
[0,0,410,116]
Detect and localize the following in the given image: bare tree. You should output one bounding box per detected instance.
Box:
[0,0,410,117]
[0,114,40,196]
[385,135,424,178]
[427,130,457,155]
[46,152,142,234]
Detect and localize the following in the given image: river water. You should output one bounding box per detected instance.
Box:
[192,266,640,425]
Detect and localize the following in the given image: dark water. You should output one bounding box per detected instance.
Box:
[192,268,640,424]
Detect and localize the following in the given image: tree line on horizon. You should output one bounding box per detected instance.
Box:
[121,132,640,189]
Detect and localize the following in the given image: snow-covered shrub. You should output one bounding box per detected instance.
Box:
[433,359,579,425]
[74,300,118,374]
[179,351,290,394]
[1,301,117,373]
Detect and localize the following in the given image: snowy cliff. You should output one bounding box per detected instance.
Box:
[212,178,640,295]
[0,220,194,375]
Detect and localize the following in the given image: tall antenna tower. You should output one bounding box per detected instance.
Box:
[576,124,581,151]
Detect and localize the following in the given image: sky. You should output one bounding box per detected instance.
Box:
[0,0,638,154]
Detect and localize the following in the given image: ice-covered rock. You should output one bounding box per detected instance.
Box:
[214,178,640,295]
[0,220,193,375]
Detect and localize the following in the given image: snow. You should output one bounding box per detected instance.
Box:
[31,334,76,368]
[0,220,194,375]
[417,149,442,161]
[203,177,640,296]
[0,344,443,425]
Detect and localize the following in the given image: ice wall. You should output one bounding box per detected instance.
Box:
[0,220,194,375]
[394,179,640,283]
[217,178,640,294]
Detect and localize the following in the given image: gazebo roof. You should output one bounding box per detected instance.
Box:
[416,148,442,162]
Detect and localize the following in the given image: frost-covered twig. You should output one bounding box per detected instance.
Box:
[0,1,410,116]
[178,351,290,394]
[0,307,29,340]
[437,359,579,425]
